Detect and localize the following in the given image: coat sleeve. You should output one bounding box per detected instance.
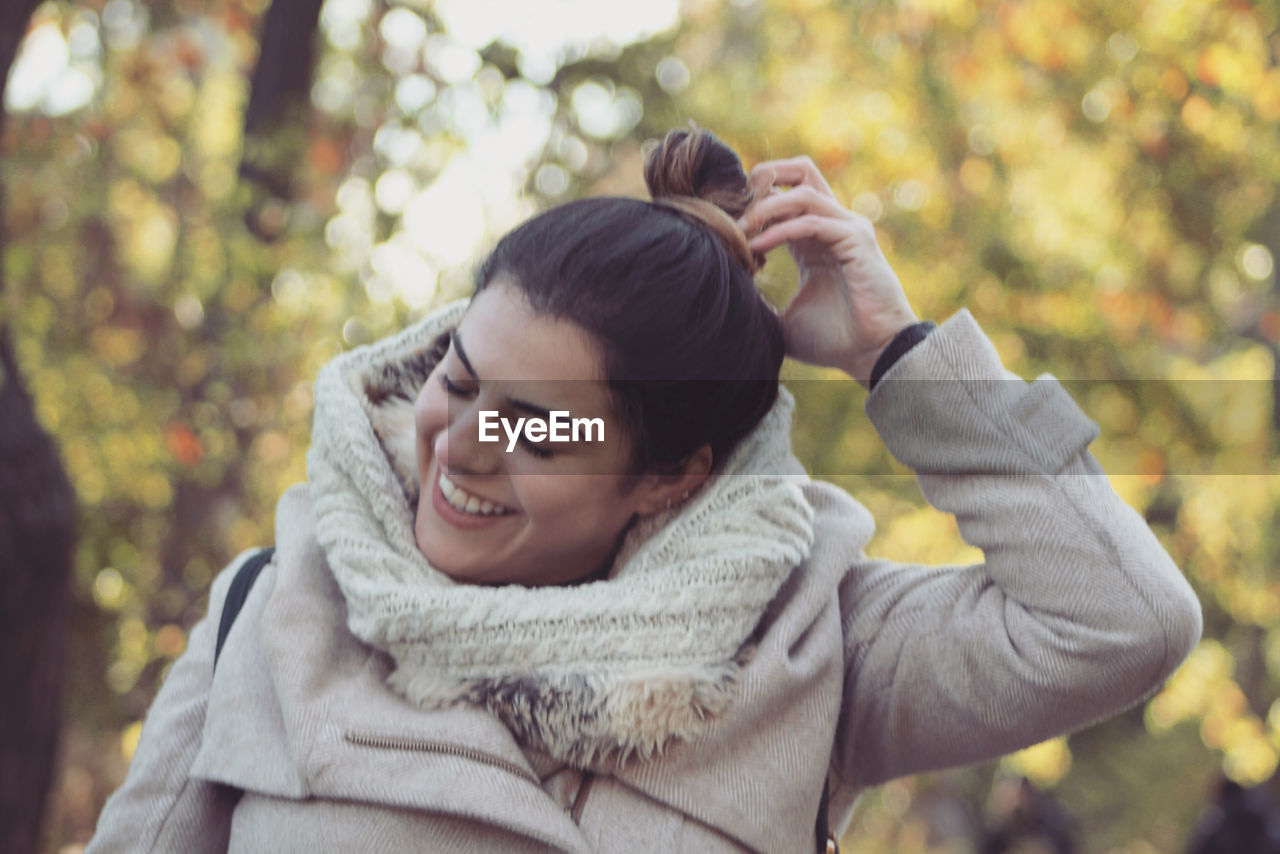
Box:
[831,309,1203,789]
[85,550,261,854]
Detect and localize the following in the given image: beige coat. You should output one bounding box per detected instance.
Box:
[86,310,1202,853]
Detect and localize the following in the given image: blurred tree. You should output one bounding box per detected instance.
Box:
[0,1,75,852]
[979,776,1076,854]
[1184,778,1280,854]
[5,0,1278,851]
[0,1,343,847]
[239,0,324,238]
[644,1,1279,851]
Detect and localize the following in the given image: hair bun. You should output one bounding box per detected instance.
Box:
[644,124,764,275]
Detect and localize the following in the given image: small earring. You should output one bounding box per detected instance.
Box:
[682,490,689,500]
[665,497,673,509]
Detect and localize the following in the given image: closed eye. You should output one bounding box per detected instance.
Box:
[439,372,553,459]
[439,373,474,397]
[520,435,554,459]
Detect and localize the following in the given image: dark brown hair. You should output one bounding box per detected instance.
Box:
[473,126,785,474]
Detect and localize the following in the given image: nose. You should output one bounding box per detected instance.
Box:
[435,404,504,477]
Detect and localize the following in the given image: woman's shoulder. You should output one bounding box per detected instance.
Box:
[275,481,315,524]
[801,479,876,551]
[753,478,878,606]
[205,482,326,641]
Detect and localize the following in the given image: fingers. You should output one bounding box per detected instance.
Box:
[749,155,836,197]
[747,213,857,256]
[748,164,780,201]
[737,184,851,238]
[742,154,878,257]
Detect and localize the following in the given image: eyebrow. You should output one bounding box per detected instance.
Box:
[450,330,569,425]
[450,330,477,378]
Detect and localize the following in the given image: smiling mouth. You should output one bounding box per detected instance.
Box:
[438,471,515,517]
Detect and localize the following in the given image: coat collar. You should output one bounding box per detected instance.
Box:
[304,297,816,767]
[194,480,866,854]
[192,488,595,854]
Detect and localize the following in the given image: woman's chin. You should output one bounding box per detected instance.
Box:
[415,511,486,582]
[413,505,446,566]
[412,518,432,564]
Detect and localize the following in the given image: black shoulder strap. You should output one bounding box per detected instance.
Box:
[213,546,275,673]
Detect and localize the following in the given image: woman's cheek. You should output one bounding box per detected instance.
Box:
[415,375,448,436]
[511,477,572,522]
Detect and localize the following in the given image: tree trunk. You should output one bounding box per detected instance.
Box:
[239,0,325,239]
[0,2,77,852]
[0,333,75,854]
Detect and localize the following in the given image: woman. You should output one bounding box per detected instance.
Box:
[87,127,1202,853]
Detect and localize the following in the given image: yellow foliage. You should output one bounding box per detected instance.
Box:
[1180,94,1214,135]
[1001,736,1072,787]
[1223,717,1278,785]
[39,245,78,300]
[92,568,125,610]
[120,721,143,764]
[9,0,1280,847]
[958,156,992,196]
[107,179,178,283]
[1253,69,1280,121]
[191,70,246,161]
[89,327,144,367]
[157,74,195,123]
[868,504,984,565]
[1147,639,1233,731]
[136,473,174,510]
[113,124,183,183]
[154,624,187,659]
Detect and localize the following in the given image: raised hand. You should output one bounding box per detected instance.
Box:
[739,157,919,387]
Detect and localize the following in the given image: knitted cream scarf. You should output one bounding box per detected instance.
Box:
[306,298,816,766]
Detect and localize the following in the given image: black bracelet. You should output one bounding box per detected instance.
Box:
[868,321,937,390]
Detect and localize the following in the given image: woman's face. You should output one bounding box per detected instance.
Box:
[413,280,677,586]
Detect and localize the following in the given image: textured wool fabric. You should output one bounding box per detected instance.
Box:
[306,297,816,765]
[86,306,1204,854]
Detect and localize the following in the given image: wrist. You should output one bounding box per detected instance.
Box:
[854,320,936,389]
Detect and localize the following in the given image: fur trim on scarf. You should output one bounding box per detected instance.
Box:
[306,298,816,766]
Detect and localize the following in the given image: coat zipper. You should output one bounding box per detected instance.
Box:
[343,731,540,786]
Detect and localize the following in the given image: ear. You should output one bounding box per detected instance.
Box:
[633,444,713,515]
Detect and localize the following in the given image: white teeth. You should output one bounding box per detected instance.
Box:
[438,472,511,516]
